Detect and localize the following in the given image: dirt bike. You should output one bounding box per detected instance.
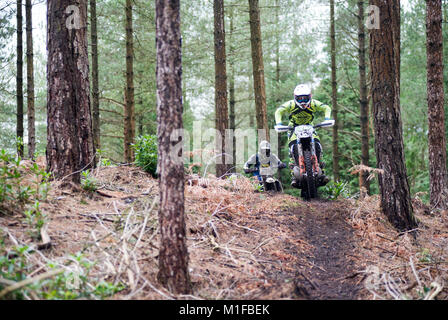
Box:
[275,120,335,200]
[245,164,286,193]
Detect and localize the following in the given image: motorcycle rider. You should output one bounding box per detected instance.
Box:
[274,84,332,188]
[243,140,286,186]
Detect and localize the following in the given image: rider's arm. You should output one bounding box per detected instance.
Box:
[270,154,282,167]
[313,100,332,119]
[243,154,257,170]
[275,101,293,124]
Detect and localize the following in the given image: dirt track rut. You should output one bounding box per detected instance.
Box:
[292,200,362,300]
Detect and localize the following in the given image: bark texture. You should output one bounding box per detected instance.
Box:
[358,0,370,196]
[248,0,269,140]
[26,0,35,159]
[124,0,135,163]
[214,0,229,178]
[91,0,100,152]
[369,0,417,231]
[155,0,191,294]
[16,0,24,157]
[426,0,448,209]
[46,0,94,183]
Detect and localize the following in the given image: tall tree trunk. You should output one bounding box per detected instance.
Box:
[155,0,191,294]
[124,0,135,163]
[91,0,100,153]
[26,0,35,159]
[275,0,285,183]
[214,0,229,178]
[275,0,280,85]
[426,0,448,209]
[46,0,94,184]
[16,0,24,158]
[330,0,340,182]
[248,0,269,140]
[358,0,370,197]
[369,0,417,231]
[228,6,236,173]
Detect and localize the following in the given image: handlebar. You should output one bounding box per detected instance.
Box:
[274,120,335,133]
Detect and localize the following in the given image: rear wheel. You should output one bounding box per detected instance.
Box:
[303,150,317,200]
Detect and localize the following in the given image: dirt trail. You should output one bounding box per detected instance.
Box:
[292,200,362,300]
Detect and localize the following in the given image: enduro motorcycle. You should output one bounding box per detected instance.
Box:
[275,120,335,200]
[246,164,285,193]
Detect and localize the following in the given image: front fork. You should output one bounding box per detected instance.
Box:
[291,138,320,176]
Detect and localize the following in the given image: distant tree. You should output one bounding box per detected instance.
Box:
[228,5,236,173]
[25,0,35,159]
[369,0,417,231]
[16,0,24,157]
[91,0,100,153]
[358,0,370,197]
[46,0,94,183]
[426,0,448,209]
[214,0,229,178]
[248,0,268,140]
[124,0,135,163]
[330,0,340,182]
[155,0,191,294]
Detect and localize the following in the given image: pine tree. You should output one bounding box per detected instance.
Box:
[16,0,24,157]
[46,0,94,183]
[155,0,191,294]
[248,0,268,140]
[369,0,417,231]
[214,0,229,178]
[426,0,448,209]
[330,0,340,181]
[91,0,100,153]
[358,0,370,196]
[124,0,135,163]
[25,0,35,159]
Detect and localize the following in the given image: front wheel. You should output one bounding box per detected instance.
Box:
[303,150,318,200]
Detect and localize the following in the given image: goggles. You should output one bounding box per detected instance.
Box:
[296,95,310,103]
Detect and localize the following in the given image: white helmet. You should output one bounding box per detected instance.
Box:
[259,140,271,157]
[294,84,312,109]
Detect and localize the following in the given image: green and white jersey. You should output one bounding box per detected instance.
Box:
[275,99,331,126]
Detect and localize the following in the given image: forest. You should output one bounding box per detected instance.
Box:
[0,0,448,303]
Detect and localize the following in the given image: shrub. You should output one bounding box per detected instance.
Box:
[81,170,98,192]
[321,180,351,200]
[132,135,158,177]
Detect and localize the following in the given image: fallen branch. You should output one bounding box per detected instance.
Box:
[0,268,64,299]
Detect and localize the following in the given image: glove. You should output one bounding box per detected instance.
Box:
[278,162,287,169]
[244,168,254,174]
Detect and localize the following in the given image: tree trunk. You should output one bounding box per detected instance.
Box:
[155,0,191,294]
[124,0,135,163]
[228,7,236,173]
[91,0,100,153]
[330,0,340,182]
[46,0,94,184]
[358,0,370,197]
[275,0,285,184]
[16,0,24,158]
[369,0,417,231]
[248,0,269,140]
[214,0,229,178]
[26,0,35,159]
[426,0,448,209]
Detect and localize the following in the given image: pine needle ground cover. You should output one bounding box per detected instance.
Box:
[1,160,447,300]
